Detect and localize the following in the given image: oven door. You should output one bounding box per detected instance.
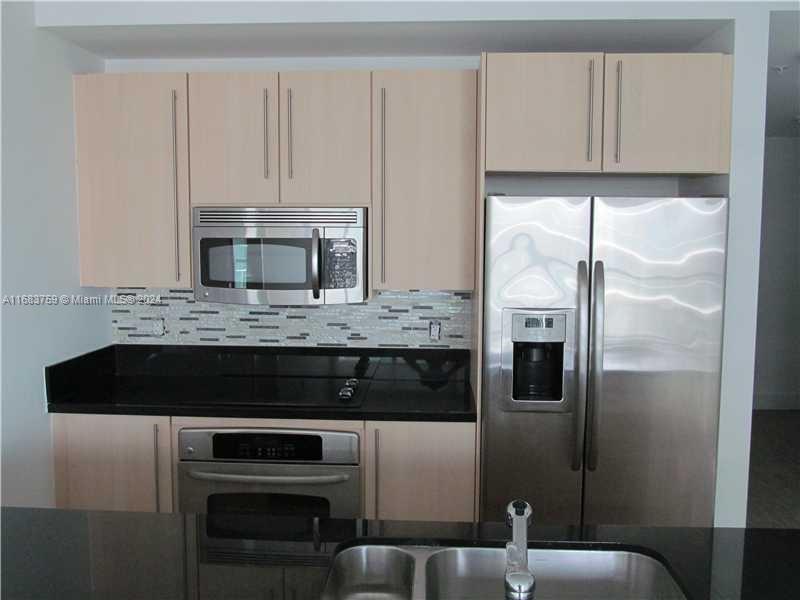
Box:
[178,462,362,518]
[194,226,323,305]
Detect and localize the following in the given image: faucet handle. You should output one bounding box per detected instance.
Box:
[506,499,533,527]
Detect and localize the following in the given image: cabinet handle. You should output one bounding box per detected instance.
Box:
[264,88,269,179]
[586,59,595,162]
[287,88,294,179]
[380,87,387,284]
[152,423,160,512]
[374,428,381,519]
[171,89,180,281]
[615,60,623,164]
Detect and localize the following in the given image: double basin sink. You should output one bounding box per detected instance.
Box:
[322,543,687,600]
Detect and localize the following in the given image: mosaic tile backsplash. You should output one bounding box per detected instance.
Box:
[111,289,472,349]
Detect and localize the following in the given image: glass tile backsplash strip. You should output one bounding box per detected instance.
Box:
[111,289,472,349]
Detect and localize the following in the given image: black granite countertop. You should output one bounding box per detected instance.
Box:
[45,344,475,422]
[3,507,798,600]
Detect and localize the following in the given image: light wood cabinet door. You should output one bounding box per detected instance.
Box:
[365,421,476,522]
[279,71,371,206]
[53,414,173,513]
[485,53,604,172]
[189,72,280,206]
[602,53,732,173]
[74,73,191,287]
[371,70,477,290]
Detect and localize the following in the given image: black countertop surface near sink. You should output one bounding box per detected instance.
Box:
[3,507,798,600]
[46,344,475,421]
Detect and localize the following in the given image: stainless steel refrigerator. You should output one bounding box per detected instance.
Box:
[481,196,728,526]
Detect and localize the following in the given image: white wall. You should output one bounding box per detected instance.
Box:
[754,137,800,410]
[1,2,109,507]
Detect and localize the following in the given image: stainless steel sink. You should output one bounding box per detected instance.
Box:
[320,545,415,600]
[322,544,687,600]
[425,547,687,600]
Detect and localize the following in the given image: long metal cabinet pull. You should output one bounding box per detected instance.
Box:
[587,260,605,471]
[572,260,590,470]
[615,61,623,163]
[311,227,321,299]
[264,88,269,179]
[152,424,160,512]
[586,60,595,162]
[171,89,180,281]
[380,87,387,284]
[374,428,381,518]
[287,88,294,179]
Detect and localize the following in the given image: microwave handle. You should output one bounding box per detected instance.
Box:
[311,227,321,299]
[187,470,350,486]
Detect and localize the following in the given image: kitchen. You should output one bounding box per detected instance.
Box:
[2,2,799,599]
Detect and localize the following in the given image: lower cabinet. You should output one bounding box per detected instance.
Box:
[365,421,476,522]
[53,414,478,522]
[284,566,328,600]
[197,564,327,600]
[86,511,186,599]
[198,564,284,600]
[53,414,172,512]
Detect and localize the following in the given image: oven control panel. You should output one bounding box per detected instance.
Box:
[178,428,361,464]
[213,433,322,461]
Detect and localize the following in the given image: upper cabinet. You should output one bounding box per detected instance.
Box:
[602,53,732,173]
[188,72,279,206]
[485,53,604,172]
[279,71,371,206]
[74,73,191,288]
[372,69,477,290]
[484,52,732,174]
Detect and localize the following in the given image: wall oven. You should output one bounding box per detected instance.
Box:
[192,207,367,305]
[178,429,362,518]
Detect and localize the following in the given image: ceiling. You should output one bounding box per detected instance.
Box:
[42,19,731,59]
[766,11,800,137]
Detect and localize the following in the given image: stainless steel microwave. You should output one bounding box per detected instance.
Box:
[192,207,367,305]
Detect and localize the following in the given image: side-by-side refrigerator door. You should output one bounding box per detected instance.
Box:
[482,196,591,524]
[584,196,728,526]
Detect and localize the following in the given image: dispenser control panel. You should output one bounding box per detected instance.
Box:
[511,312,567,343]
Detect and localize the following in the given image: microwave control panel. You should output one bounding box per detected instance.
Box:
[323,239,358,289]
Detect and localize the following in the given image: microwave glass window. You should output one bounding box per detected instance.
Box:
[201,238,312,289]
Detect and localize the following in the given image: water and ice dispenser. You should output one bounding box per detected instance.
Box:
[500,309,574,412]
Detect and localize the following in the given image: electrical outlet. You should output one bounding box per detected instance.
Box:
[429,320,441,341]
[151,318,167,337]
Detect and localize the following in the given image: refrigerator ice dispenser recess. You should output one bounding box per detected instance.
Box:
[511,313,567,401]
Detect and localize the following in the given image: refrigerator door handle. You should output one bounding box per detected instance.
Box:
[587,260,605,471]
[572,260,590,471]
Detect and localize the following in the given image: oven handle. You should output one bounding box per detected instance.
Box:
[311,227,321,300]
[187,470,350,486]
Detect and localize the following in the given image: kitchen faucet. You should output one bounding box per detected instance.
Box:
[505,499,535,599]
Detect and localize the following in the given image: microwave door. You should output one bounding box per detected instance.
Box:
[194,226,324,306]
